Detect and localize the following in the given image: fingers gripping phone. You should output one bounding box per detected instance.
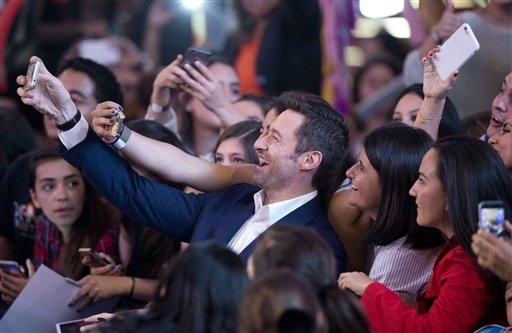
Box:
[478,201,506,237]
[25,59,42,90]
[179,47,212,69]
[78,248,110,267]
[432,23,480,81]
[0,260,23,275]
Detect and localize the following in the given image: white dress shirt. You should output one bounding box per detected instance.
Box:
[58,115,89,149]
[228,189,318,254]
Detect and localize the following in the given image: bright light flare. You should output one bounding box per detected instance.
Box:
[181,0,204,10]
[360,0,404,18]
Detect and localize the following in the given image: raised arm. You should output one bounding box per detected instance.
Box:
[413,46,458,140]
[93,102,255,192]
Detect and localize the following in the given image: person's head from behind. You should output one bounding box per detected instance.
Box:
[148,241,248,333]
[393,83,463,138]
[253,91,349,207]
[487,71,512,138]
[248,224,337,290]
[238,269,327,333]
[346,123,443,249]
[42,58,123,139]
[317,284,371,333]
[215,120,261,165]
[409,136,512,261]
[489,113,512,175]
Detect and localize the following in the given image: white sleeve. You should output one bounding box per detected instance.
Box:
[58,116,89,149]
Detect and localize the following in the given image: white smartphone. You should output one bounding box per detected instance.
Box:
[24,59,42,90]
[478,200,506,237]
[432,23,480,81]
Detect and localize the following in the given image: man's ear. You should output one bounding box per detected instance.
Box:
[29,189,41,209]
[300,151,322,171]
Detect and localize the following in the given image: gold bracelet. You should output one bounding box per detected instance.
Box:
[418,112,442,123]
[128,276,135,298]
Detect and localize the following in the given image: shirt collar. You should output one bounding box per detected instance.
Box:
[253,190,318,225]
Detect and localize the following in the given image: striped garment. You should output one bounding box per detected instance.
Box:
[369,236,441,302]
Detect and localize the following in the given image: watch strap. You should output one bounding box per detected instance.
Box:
[56,110,81,131]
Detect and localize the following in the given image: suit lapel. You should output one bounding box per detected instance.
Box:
[238,197,323,261]
[208,201,255,245]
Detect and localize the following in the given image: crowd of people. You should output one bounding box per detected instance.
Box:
[1,0,511,332]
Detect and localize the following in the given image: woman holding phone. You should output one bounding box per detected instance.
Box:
[338,136,511,332]
[0,147,119,303]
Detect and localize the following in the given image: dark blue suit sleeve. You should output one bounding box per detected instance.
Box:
[59,129,202,242]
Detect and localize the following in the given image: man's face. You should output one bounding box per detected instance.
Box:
[487,72,512,138]
[253,110,304,197]
[45,69,98,138]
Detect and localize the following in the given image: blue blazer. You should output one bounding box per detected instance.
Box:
[60,130,346,271]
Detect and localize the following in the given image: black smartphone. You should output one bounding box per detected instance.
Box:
[179,47,212,69]
[478,200,506,237]
[78,248,110,267]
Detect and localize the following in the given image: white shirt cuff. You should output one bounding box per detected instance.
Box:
[58,115,89,149]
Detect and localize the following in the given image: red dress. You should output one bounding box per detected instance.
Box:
[361,237,504,333]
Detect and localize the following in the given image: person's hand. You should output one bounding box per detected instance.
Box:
[81,252,122,276]
[69,275,130,310]
[178,61,232,113]
[91,101,124,142]
[337,271,374,296]
[151,56,185,107]
[146,0,176,30]
[79,312,115,332]
[431,0,463,43]
[422,46,459,100]
[0,259,35,303]
[17,56,77,124]
[472,221,512,282]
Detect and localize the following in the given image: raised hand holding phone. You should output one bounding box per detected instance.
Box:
[432,23,480,81]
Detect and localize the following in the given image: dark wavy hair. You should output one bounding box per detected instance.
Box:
[275,91,349,210]
[57,57,124,105]
[363,123,444,249]
[95,241,249,333]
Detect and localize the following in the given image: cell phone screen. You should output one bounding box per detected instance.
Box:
[56,319,89,333]
[478,201,505,236]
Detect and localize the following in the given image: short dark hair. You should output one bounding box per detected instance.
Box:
[215,120,261,165]
[395,84,464,138]
[57,57,124,105]
[238,269,322,333]
[251,224,337,291]
[275,91,349,209]
[363,123,444,249]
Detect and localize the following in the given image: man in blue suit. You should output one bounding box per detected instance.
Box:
[18,57,349,272]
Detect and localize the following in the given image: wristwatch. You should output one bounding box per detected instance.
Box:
[56,110,81,131]
[149,102,164,113]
